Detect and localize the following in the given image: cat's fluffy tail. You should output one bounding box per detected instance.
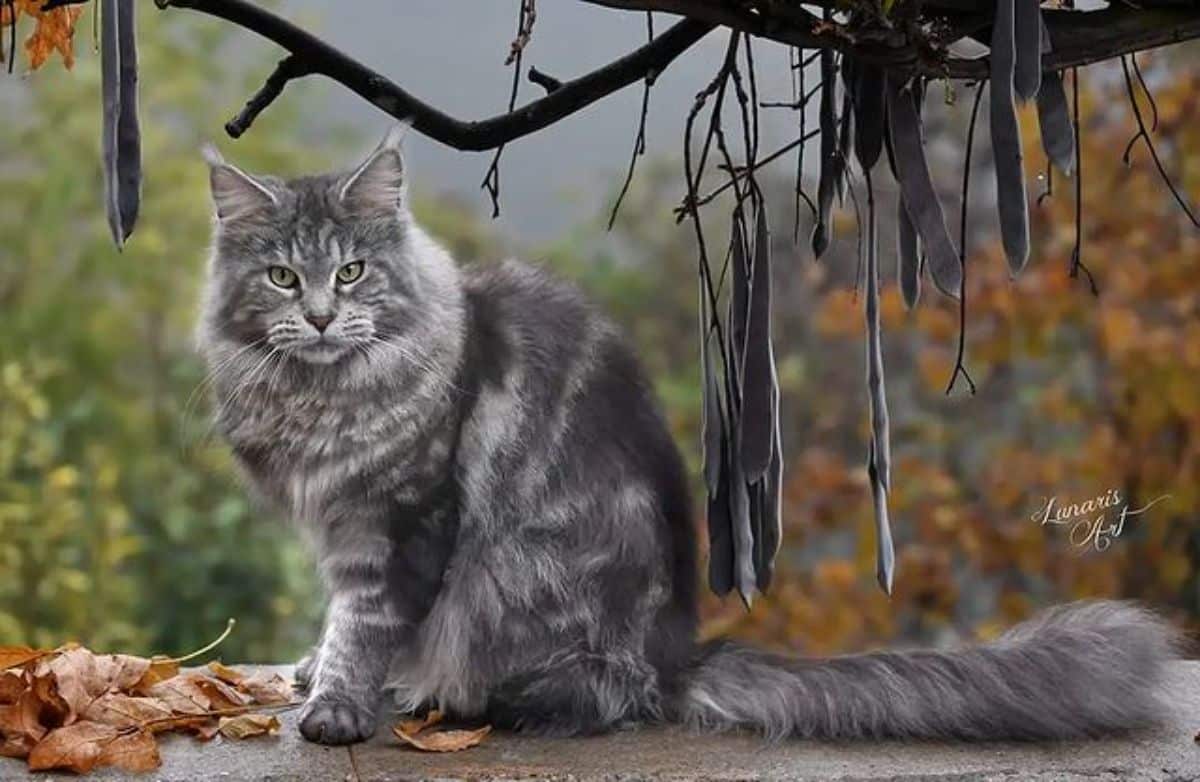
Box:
[678,600,1179,740]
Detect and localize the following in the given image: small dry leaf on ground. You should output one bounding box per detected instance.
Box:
[217,714,281,740]
[392,710,492,753]
[0,636,298,775]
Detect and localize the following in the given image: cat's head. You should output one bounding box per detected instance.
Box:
[198,125,458,372]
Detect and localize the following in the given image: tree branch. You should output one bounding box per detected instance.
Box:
[157,0,714,151]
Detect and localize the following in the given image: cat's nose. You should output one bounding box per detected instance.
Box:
[306,314,334,333]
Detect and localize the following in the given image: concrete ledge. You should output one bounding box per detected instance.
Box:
[5,663,1200,781]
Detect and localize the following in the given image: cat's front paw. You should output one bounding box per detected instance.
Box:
[294,648,319,692]
[298,695,376,745]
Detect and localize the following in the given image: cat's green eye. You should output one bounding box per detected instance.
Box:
[336,261,365,284]
[267,266,299,289]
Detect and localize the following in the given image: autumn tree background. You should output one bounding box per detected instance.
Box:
[1,5,1198,661]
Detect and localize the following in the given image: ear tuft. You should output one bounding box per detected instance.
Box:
[339,125,410,214]
[204,148,278,223]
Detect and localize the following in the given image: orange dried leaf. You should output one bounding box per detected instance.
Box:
[0,646,48,672]
[395,709,443,736]
[134,656,181,691]
[83,693,174,730]
[0,733,34,760]
[392,723,492,753]
[191,719,221,742]
[26,721,116,774]
[217,713,281,740]
[23,5,84,71]
[29,672,70,728]
[92,654,152,693]
[144,677,210,716]
[191,674,252,710]
[0,671,25,704]
[236,671,294,706]
[206,661,245,685]
[0,689,47,744]
[96,727,160,773]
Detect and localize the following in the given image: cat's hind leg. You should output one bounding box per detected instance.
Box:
[485,648,662,736]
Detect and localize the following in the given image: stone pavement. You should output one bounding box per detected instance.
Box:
[4,663,1200,781]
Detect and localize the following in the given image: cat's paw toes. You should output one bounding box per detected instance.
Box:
[298,698,375,745]
[294,650,318,692]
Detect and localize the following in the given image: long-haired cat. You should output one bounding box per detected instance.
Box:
[197,127,1177,745]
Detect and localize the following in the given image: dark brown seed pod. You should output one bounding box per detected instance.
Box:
[853,63,885,171]
[101,0,141,249]
[898,199,921,309]
[706,433,734,596]
[1037,65,1076,176]
[812,49,837,259]
[1014,0,1042,102]
[738,204,776,482]
[885,72,962,298]
[991,0,1031,274]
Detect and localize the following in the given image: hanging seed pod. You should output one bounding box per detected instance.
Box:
[1036,21,1075,177]
[739,203,776,482]
[898,200,921,308]
[728,216,750,384]
[853,63,885,171]
[864,180,893,594]
[868,440,895,594]
[730,450,756,608]
[1014,0,1042,102]
[700,323,723,495]
[885,72,962,298]
[1037,70,1075,176]
[101,0,141,249]
[706,433,734,596]
[991,0,1031,274]
[812,49,837,259]
[755,413,783,592]
[834,56,855,203]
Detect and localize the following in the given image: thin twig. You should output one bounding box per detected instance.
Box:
[676,130,819,220]
[608,12,654,230]
[1068,68,1100,296]
[482,0,537,217]
[946,81,984,397]
[1120,54,1199,227]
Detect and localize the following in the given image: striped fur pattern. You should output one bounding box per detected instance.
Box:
[198,128,1177,746]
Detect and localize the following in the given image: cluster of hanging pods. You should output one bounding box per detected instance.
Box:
[701,0,1078,603]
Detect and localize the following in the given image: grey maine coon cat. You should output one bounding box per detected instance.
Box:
[197,127,1178,746]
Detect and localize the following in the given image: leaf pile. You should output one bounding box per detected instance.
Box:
[392,710,492,753]
[0,0,88,71]
[0,645,295,774]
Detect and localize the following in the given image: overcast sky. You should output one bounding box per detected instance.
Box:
[280,1,809,243]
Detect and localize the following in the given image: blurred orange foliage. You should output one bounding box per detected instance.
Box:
[702,53,1200,655]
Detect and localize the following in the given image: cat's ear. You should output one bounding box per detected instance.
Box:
[339,123,409,215]
[202,144,278,223]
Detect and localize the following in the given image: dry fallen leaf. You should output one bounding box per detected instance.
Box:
[97,728,160,773]
[206,661,245,685]
[83,693,174,731]
[26,721,115,774]
[236,671,294,706]
[0,672,25,704]
[133,656,181,691]
[0,688,47,748]
[144,677,211,716]
[395,709,443,736]
[217,713,281,740]
[392,722,492,753]
[192,674,252,711]
[0,646,47,672]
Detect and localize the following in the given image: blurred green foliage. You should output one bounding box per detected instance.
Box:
[0,7,337,661]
